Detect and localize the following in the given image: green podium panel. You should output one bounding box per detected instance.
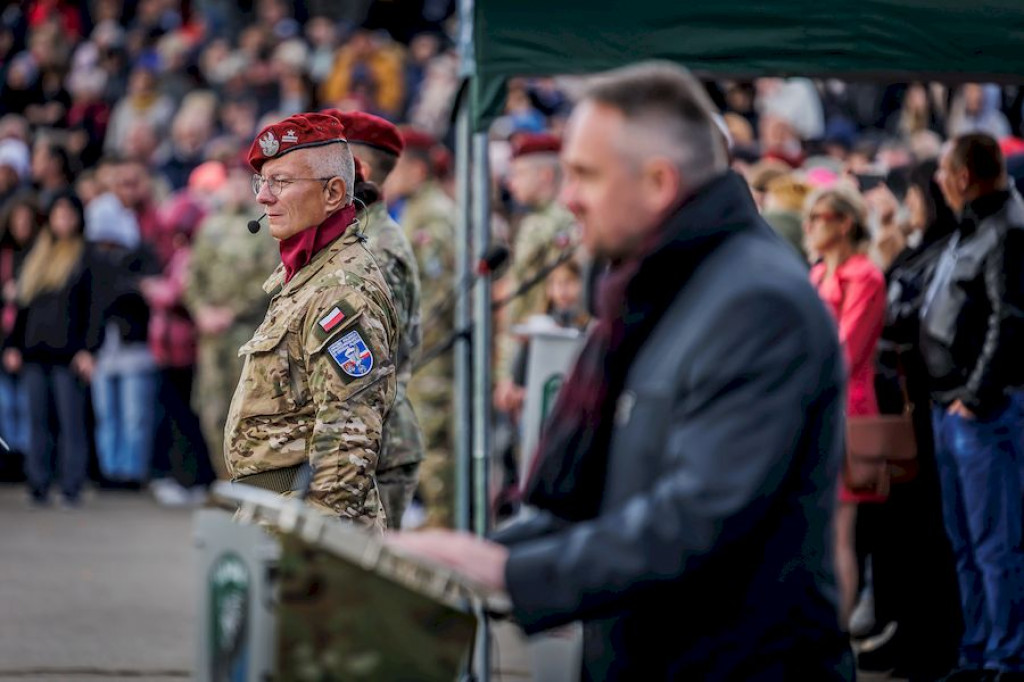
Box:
[276,534,477,681]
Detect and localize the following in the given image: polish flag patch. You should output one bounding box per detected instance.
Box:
[318,307,346,332]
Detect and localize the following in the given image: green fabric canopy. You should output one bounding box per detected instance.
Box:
[469,0,1024,130]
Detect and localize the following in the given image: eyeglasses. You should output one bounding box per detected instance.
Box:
[807,211,842,223]
[251,175,335,197]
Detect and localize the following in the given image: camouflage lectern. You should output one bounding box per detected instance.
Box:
[205,482,508,682]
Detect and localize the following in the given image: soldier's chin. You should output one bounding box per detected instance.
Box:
[267,221,292,240]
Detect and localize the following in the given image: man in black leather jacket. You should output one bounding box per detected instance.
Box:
[390,62,853,680]
[920,133,1024,680]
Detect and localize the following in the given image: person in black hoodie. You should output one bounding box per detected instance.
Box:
[2,191,98,507]
[858,159,964,679]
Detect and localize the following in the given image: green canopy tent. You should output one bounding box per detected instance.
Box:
[455,0,1024,531]
[451,3,1024,677]
[467,0,1024,130]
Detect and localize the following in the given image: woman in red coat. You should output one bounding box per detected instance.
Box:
[805,186,887,627]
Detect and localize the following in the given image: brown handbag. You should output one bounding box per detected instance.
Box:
[844,378,918,496]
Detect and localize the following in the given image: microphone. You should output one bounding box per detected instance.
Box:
[492,246,576,311]
[248,213,266,234]
[414,244,518,374]
[415,245,579,373]
[476,244,510,277]
[421,244,510,336]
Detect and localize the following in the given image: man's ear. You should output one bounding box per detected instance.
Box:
[957,166,972,194]
[325,177,348,210]
[359,158,375,183]
[643,158,682,215]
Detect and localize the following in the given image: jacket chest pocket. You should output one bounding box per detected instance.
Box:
[609,387,674,482]
[237,322,308,418]
[950,252,985,292]
[951,228,998,290]
[924,247,985,346]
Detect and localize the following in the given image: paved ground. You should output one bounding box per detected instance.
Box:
[0,485,195,681]
[0,484,536,681]
[0,482,898,681]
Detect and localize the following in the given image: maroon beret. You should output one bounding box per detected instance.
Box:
[323,109,403,157]
[398,126,438,153]
[247,113,347,173]
[431,145,452,179]
[510,132,561,159]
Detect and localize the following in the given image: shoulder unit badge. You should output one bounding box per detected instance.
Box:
[259,130,280,157]
[329,329,373,378]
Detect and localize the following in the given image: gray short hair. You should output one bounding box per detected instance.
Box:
[583,61,728,190]
[307,141,355,204]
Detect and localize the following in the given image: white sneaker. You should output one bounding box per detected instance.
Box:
[401,501,426,530]
[151,479,192,507]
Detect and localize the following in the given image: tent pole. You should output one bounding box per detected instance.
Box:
[470,129,493,681]
[453,91,473,534]
[471,129,492,539]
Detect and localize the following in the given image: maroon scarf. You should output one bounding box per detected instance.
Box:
[279,203,356,282]
[524,172,757,521]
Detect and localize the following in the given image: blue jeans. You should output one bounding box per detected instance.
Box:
[92,369,158,482]
[933,402,1024,672]
[22,363,89,502]
[0,370,30,453]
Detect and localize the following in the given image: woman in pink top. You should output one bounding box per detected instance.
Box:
[804,186,887,627]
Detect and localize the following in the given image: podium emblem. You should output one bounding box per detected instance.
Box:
[209,552,250,682]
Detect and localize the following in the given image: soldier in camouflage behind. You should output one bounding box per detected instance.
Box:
[383,127,457,528]
[224,113,399,530]
[493,132,579,418]
[324,109,425,529]
[184,163,279,478]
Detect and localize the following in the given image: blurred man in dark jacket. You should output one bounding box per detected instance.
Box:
[921,133,1024,680]
[390,61,853,680]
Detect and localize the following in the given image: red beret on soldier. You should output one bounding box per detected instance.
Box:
[397,125,438,153]
[247,112,347,174]
[510,132,561,159]
[322,109,404,157]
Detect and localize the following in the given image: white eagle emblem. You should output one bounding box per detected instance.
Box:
[258,131,280,157]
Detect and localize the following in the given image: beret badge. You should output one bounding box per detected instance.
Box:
[259,130,280,157]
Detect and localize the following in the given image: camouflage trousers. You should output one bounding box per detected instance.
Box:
[377,462,421,530]
[195,336,247,480]
[408,373,454,528]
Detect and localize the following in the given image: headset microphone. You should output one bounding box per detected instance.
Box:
[247,213,267,234]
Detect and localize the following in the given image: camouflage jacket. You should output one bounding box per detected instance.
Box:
[400,181,456,350]
[224,224,399,531]
[362,200,421,398]
[507,200,577,325]
[496,201,578,381]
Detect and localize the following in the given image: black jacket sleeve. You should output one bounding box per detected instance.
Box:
[5,306,26,351]
[960,227,1024,413]
[65,257,97,356]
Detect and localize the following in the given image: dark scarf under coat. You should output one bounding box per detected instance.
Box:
[526,171,766,521]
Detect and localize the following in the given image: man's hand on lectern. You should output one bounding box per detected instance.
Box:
[386,530,509,592]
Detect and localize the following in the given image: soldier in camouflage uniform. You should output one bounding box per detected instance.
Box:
[494,133,579,415]
[326,109,425,529]
[224,113,399,530]
[383,127,457,528]
[184,165,280,478]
